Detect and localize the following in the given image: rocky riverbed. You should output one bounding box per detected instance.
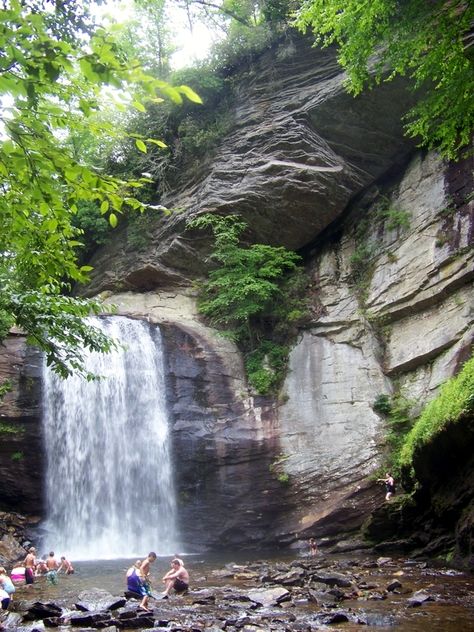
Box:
[1,553,473,632]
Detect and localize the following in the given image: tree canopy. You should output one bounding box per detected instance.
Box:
[0,0,200,378]
[296,0,474,160]
[1,0,471,379]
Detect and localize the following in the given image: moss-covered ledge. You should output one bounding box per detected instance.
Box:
[362,356,474,568]
[363,413,474,566]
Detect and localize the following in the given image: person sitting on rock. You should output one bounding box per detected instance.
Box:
[0,570,12,612]
[0,568,15,607]
[161,558,189,598]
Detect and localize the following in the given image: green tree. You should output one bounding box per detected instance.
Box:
[188,214,308,393]
[296,0,474,159]
[188,214,301,342]
[0,0,200,378]
[115,0,175,76]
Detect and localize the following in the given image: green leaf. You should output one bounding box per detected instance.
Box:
[135,139,147,153]
[109,213,118,228]
[178,85,203,104]
[146,138,167,148]
[132,100,146,113]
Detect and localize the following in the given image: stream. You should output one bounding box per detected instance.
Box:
[3,551,474,631]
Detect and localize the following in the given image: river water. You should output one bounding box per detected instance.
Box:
[7,552,474,631]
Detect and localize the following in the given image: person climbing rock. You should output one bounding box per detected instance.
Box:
[378,473,396,501]
[137,552,156,611]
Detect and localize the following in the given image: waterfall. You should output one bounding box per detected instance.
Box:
[42,316,178,560]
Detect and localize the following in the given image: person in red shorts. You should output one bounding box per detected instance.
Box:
[23,547,36,586]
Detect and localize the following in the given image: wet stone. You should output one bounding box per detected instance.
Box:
[114,615,155,629]
[307,571,353,588]
[75,589,126,612]
[307,589,338,606]
[407,590,435,608]
[376,557,394,567]
[24,601,63,620]
[69,611,113,627]
[314,610,351,624]
[357,611,397,626]
[387,579,402,592]
[247,587,290,607]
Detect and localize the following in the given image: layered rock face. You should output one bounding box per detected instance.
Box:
[277,150,473,548]
[0,335,43,515]
[0,33,472,555]
[83,34,414,296]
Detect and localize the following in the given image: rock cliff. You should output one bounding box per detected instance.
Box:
[0,33,472,559]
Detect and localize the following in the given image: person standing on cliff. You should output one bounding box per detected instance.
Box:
[378,473,396,501]
[309,538,318,556]
[23,547,37,586]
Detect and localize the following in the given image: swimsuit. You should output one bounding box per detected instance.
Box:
[0,589,10,610]
[140,580,152,597]
[173,578,188,593]
[25,568,34,584]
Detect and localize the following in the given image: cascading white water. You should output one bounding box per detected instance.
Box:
[42,316,179,560]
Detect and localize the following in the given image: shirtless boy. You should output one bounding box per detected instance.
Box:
[45,551,60,585]
[138,552,156,611]
[59,556,74,574]
[23,547,36,586]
